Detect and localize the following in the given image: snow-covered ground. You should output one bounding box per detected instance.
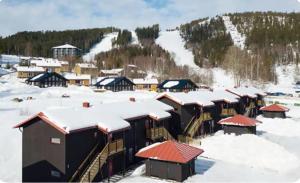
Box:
[82,32,118,62]
[121,100,300,182]
[223,16,246,50]
[1,72,300,182]
[0,73,156,182]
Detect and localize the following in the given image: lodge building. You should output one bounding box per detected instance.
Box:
[95,77,135,92]
[226,87,266,117]
[14,87,267,182]
[26,72,68,88]
[52,44,81,59]
[158,79,199,92]
[14,99,174,182]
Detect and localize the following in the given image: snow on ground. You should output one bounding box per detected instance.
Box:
[194,131,299,172]
[211,67,235,88]
[223,16,246,50]
[122,96,300,182]
[82,32,118,62]
[267,64,299,94]
[156,30,198,70]
[0,73,156,182]
[2,72,300,182]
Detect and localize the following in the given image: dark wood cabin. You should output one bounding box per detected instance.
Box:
[26,72,68,88]
[260,104,289,118]
[226,88,259,117]
[157,92,216,142]
[14,100,173,182]
[95,77,135,92]
[136,140,204,182]
[218,115,257,135]
[157,79,199,92]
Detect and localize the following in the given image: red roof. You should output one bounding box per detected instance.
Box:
[135,140,204,164]
[260,104,289,112]
[14,112,68,134]
[218,115,257,127]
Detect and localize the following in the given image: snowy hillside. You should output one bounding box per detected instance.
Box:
[223,16,246,50]
[82,32,118,62]
[156,30,198,70]
[131,31,139,45]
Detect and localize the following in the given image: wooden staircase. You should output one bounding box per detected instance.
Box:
[146,127,174,141]
[69,139,124,182]
[244,102,256,117]
[184,112,212,138]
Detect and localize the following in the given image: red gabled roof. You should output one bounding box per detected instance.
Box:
[14,112,68,134]
[218,115,257,127]
[135,140,204,164]
[260,104,289,112]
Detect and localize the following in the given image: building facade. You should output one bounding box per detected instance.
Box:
[52,44,81,59]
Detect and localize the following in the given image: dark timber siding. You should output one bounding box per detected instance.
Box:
[159,97,198,132]
[65,128,106,181]
[22,119,66,182]
[145,159,195,182]
[262,111,286,118]
[223,125,256,135]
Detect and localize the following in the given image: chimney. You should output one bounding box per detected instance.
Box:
[129,97,136,102]
[83,102,90,108]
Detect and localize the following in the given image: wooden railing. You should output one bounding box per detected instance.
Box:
[146,127,174,141]
[221,108,237,117]
[69,139,124,183]
[178,135,193,144]
[257,100,265,106]
[183,112,212,138]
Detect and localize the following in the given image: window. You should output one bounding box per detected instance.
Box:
[51,138,61,144]
[51,170,60,178]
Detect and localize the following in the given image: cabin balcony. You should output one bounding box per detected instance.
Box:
[202,112,213,121]
[108,139,124,155]
[146,127,173,141]
[221,108,237,117]
[257,100,265,106]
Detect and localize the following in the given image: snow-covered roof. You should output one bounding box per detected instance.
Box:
[226,87,265,98]
[15,99,173,133]
[16,66,45,72]
[100,68,123,74]
[77,63,97,69]
[133,78,159,85]
[163,81,179,88]
[157,92,215,107]
[63,73,91,80]
[198,89,240,103]
[52,44,78,49]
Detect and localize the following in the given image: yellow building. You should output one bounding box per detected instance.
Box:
[59,61,69,72]
[133,78,158,91]
[74,63,98,77]
[63,73,91,86]
[16,66,45,78]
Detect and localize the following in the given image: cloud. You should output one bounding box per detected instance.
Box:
[0,0,299,37]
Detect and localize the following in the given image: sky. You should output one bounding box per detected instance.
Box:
[0,0,300,37]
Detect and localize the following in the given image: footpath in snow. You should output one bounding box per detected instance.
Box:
[82,32,118,62]
[222,16,246,50]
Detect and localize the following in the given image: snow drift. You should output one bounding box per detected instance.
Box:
[198,132,300,172]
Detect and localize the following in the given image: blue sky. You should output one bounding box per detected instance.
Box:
[0,0,300,37]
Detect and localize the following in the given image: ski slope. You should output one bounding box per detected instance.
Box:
[223,16,246,50]
[82,32,118,62]
[156,30,198,70]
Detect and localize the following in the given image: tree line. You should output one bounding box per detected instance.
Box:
[0,27,117,57]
